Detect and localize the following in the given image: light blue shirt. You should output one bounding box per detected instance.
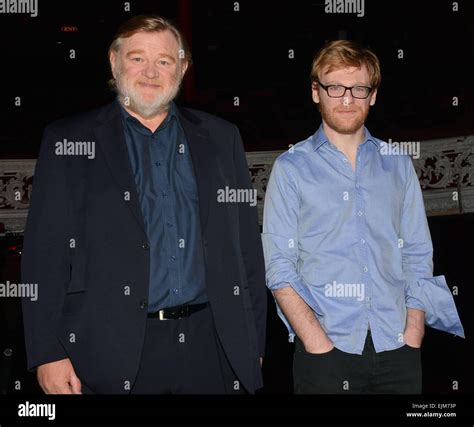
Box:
[262,125,464,354]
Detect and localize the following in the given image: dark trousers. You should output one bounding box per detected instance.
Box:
[82,304,246,394]
[293,330,422,394]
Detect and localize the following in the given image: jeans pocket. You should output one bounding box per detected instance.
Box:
[404,344,421,351]
[295,335,336,357]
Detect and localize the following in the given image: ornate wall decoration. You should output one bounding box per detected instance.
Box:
[0,160,35,234]
[245,135,473,223]
[0,135,472,232]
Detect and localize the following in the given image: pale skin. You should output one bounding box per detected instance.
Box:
[312,65,377,171]
[273,65,425,354]
[109,30,188,132]
[37,30,262,394]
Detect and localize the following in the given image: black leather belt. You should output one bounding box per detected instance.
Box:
[147,302,208,320]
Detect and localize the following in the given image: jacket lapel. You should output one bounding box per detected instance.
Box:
[177,107,216,234]
[93,101,216,237]
[94,101,147,236]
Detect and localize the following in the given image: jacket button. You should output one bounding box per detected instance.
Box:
[142,242,150,250]
[139,300,148,309]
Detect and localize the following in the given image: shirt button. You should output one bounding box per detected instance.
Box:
[357,211,363,217]
[173,288,179,294]
[343,158,348,163]
[167,222,173,228]
[355,182,360,188]
[360,239,365,244]
[363,266,369,272]
[170,256,176,261]
[142,242,150,250]
[155,162,161,166]
[139,299,148,309]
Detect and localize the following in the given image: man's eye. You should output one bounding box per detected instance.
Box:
[132,57,143,62]
[159,60,169,65]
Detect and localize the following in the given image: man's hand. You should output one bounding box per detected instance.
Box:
[37,358,82,394]
[404,308,425,348]
[302,333,334,354]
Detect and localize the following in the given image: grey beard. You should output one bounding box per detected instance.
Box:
[116,78,181,119]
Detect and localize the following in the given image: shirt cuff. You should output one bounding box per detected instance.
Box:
[405,275,465,338]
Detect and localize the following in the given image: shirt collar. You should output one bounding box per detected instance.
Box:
[310,124,380,151]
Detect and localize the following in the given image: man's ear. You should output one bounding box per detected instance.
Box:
[369,88,377,106]
[312,82,320,104]
[109,50,117,79]
[180,60,189,78]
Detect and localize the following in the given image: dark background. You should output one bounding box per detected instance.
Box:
[0,0,472,395]
[1,0,473,156]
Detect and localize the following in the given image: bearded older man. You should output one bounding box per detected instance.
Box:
[21,15,266,394]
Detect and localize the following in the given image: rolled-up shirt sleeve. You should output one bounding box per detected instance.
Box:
[262,157,301,288]
[262,157,321,314]
[401,157,464,337]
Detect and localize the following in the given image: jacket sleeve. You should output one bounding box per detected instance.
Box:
[232,125,267,357]
[21,124,72,371]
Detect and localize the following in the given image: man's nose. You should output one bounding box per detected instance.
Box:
[341,90,355,106]
[143,63,159,79]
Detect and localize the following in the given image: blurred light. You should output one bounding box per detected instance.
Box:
[61,26,78,32]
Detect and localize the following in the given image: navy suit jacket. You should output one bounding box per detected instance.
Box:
[21,101,267,393]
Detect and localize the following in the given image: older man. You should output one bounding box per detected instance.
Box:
[21,15,266,394]
[263,40,464,394]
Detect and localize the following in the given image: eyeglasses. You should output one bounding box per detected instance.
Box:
[316,81,373,99]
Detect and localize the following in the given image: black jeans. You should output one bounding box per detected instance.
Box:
[293,330,422,394]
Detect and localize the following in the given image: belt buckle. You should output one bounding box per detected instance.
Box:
[158,309,167,321]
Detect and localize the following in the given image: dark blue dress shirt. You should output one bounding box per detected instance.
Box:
[119,100,208,312]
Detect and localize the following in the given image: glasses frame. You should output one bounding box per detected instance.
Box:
[316,80,373,99]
